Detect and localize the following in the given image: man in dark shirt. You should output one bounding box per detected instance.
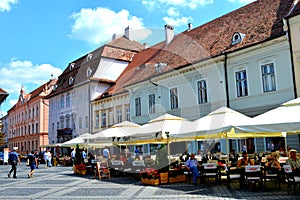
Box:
[27,151,38,178]
[8,147,21,178]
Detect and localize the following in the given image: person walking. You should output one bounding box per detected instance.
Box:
[43,149,52,168]
[8,147,21,178]
[27,150,38,178]
[103,146,110,159]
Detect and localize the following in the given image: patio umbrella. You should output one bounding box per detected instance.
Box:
[61,133,112,148]
[234,97,300,151]
[123,113,194,144]
[235,97,300,134]
[90,121,142,142]
[170,106,283,156]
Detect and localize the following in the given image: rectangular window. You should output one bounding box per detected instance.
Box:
[197,80,208,104]
[236,70,248,97]
[85,116,88,128]
[61,95,65,109]
[66,93,71,108]
[170,87,178,109]
[125,107,130,121]
[95,113,99,128]
[117,109,122,123]
[261,63,276,92]
[148,94,156,114]
[135,97,141,116]
[108,111,114,126]
[72,117,76,130]
[52,123,54,134]
[101,112,106,127]
[35,123,38,133]
[79,117,82,129]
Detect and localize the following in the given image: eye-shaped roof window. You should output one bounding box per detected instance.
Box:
[231,32,246,46]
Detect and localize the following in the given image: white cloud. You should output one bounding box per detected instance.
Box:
[167,7,180,17]
[0,0,18,12]
[0,59,62,111]
[162,16,191,27]
[69,7,151,45]
[142,0,214,10]
[226,0,256,4]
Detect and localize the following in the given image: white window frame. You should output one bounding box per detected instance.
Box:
[197,79,208,104]
[66,93,71,108]
[101,112,106,127]
[235,69,248,97]
[95,113,100,128]
[60,95,65,109]
[170,87,179,110]
[260,61,276,93]
[116,109,122,123]
[148,93,156,114]
[79,117,82,129]
[135,97,141,116]
[125,107,130,121]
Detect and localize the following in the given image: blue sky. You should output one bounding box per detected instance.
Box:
[0,0,255,115]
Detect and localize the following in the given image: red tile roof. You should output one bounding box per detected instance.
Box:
[104,0,295,97]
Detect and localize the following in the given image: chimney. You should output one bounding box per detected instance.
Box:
[125,26,133,41]
[143,43,148,49]
[112,33,117,41]
[188,23,193,31]
[165,25,174,45]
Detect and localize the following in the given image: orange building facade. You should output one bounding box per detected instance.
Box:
[7,79,57,154]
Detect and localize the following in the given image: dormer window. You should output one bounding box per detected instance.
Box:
[87,67,92,77]
[87,53,93,62]
[69,77,74,85]
[231,32,246,46]
[69,63,75,70]
[53,84,58,91]
[155,62,167,72]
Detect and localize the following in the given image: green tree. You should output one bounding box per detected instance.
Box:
[155,144,169,173]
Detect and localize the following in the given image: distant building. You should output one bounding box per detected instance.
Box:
[47,27,144,144]
[7,79,57,154]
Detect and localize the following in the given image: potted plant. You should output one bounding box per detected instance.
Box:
[155,144,169,184]
[140,168,160,185]
[73,144,86,175]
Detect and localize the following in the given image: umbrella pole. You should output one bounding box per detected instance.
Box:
[282,132,287,154]
[226,132,229,163]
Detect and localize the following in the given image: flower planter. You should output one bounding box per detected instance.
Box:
[169,174,186,183]
[141,178,160,186]
[73,165,87,175]
[159,172,169,184]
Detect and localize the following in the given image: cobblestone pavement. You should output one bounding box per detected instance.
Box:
[0,163,299,200]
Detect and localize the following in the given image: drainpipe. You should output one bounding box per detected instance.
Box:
[223,52,230,108]
[286,18,297,98]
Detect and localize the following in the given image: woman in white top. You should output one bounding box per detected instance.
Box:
[43,149,52,167]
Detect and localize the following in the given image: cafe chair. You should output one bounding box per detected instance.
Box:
[202,163,219,184]
[283,165,300,194]
[110,160,123,177]
[95,161,110,180]
[132,160,145,173]
[245,165,263,191]
[263,167,281,189]
[226,166,241,189]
